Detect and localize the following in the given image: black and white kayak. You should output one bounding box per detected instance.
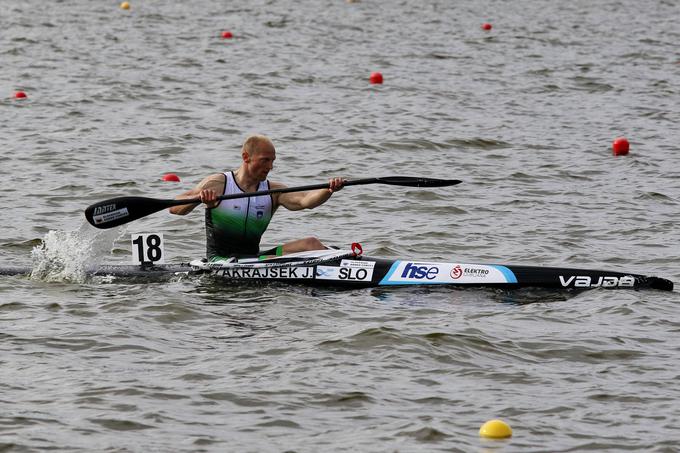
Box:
[188,249,673,291]
[5,249,670,291]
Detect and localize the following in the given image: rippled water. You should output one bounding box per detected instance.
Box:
[2,0,680,451]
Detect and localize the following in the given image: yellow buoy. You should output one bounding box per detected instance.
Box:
[120,1,130,9]
[479,419,512,439]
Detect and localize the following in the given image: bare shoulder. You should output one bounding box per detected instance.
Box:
[268,180,286,207]
[197,173,226,190]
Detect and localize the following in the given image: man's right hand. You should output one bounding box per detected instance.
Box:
[200,189,219,208]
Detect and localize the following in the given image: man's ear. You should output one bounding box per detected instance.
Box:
[242,151,249,163]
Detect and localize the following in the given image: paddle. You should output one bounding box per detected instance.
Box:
[84,176,462,229]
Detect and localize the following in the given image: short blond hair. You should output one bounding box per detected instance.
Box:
[242,135,274,156]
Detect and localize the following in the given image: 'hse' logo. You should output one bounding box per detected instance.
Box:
[401,263,438,280]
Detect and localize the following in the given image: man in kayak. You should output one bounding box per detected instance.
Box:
[169,135,345,260]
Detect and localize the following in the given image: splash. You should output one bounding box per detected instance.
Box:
[30,222,123,282]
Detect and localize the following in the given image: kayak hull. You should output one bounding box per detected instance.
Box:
[195,255,674,291]
[4,254,673,291]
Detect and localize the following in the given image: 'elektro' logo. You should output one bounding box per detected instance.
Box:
[401,263,438,280]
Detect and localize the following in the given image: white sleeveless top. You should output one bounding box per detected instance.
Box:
[205,171,274,258]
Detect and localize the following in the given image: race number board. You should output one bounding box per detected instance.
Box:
[131,233,165,264]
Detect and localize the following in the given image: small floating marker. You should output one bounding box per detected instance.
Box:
[221,31,233,39]
[120,1,130,10]
[479,419,512,439]
[612,137,630,156]
[14,91,27,99]
[482,23,493,31]
[369,72,383,84]
[162,173,181,182]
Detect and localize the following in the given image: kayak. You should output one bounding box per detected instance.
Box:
[5,249,670,291]
[188,249,673,291]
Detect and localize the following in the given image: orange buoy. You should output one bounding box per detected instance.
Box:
[162,173,181,182]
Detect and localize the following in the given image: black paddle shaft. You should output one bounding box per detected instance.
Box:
[84,176,462,229]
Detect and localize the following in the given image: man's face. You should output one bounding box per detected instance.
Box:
[246,144,276,181]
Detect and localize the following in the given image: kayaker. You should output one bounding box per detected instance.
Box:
[169,134,345,260]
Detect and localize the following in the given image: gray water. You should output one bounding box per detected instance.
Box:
[2,0,680,451]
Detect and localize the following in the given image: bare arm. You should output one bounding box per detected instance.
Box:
[169,174,224,215]
[275,177,345,211]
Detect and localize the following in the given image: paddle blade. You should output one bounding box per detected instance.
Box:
[372,176,462,187]
[85,196,178,229]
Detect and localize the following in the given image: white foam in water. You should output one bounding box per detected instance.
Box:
[30,222,123,282]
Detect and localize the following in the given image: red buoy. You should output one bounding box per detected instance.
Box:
[612,137,630,156]
[221,31,233,39]
[14,91,27,99]
[162,173,181,182]
[482,23,492,31]
[369,72,383,84]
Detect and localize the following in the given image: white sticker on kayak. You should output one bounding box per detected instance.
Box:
[316,266,373,281]
[340,259,376,269]
[381,261,517,285]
